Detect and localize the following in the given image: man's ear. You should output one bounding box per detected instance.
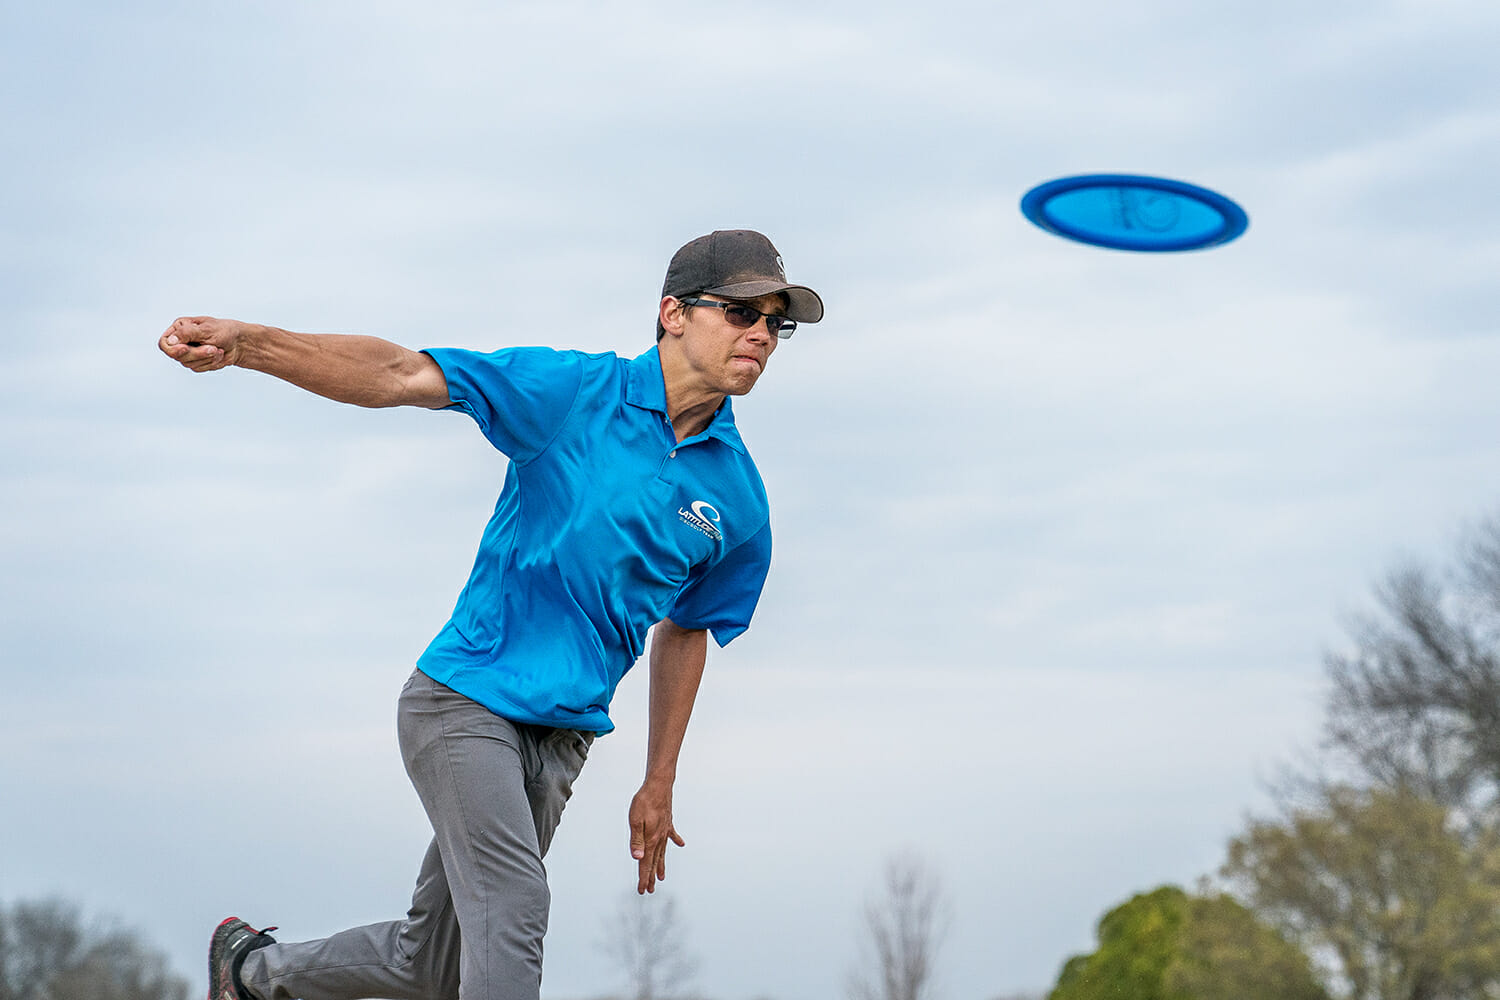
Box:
[659,296,687,339]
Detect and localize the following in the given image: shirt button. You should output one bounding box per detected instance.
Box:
[669,451,677,458]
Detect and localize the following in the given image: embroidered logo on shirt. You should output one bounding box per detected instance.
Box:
[678,500,723,541]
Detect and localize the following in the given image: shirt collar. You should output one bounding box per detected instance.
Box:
[626,347,747,455]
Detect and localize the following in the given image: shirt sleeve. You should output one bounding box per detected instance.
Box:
[422,347,584,463]
[667,520,772,647]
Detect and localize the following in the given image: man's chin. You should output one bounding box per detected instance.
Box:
[726,371,763,395]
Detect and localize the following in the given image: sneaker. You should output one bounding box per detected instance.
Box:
[207,917,277,1000]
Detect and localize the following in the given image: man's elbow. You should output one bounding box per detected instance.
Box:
[393,352,451,409]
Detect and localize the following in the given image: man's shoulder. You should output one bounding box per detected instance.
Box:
[566,348,640,395]
[430,344,621,365]
[437,345,630,396]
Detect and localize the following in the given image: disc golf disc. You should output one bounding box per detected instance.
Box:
[1021,174,1248,252]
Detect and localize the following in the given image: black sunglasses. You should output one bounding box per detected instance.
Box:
[680,297,797,339]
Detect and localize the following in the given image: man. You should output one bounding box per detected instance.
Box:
[158,230,823,1000]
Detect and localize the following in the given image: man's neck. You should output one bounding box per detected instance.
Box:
[665,387,724,443]
[658,343,727,442]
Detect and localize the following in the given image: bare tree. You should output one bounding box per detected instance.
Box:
[847,853,950,1000]
[599,892,699,1000]
[1324,516,1500,817]
[0,898,189,1000]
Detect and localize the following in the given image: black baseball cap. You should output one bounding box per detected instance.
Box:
[662,230,824,324]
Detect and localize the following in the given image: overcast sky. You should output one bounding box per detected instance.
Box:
[3,1,1499,998]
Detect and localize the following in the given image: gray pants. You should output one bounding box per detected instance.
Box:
[241,669,592,1000]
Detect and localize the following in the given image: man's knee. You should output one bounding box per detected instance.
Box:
[509,867,551,941]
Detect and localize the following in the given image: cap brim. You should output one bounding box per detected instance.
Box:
[705,280,825,324]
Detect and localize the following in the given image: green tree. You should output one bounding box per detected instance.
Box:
[0,898,189,1000]
[1223,784,1500,1000]
[1048,886,1328,1000]
[1170,892,1336,1000]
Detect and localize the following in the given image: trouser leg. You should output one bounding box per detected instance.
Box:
[242,837,461,1000]
[239,669,591,1000]
[398,671,551,1000]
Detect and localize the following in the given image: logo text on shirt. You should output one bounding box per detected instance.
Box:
[678,500,723,541]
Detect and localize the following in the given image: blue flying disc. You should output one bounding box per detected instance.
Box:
[1021,174,1248,252]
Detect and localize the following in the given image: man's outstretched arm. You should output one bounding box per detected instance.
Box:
[158,316,450,409]
[629,618,708,894]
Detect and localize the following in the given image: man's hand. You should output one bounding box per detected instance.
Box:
[158,316,250,373]
[629,776,686,894]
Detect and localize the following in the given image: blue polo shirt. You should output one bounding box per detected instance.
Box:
[414,345,772,734]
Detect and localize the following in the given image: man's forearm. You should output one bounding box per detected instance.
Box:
[629,619,707,892]
[644,619,708,783]
[236,325,448,409]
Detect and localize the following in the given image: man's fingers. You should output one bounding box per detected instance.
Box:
[183,346,227,371]
[159,329,226,372]
[160,317,236,373]
[629,818,646,860]
[633,826,676,893]
[628,790,683,894]
[158,328,189,356]
[647,823,684,886]
[162,316,208,345]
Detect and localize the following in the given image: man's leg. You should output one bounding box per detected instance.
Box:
[523,725,593,858]
[395,670,560,1000]
[239,837,461,1000]
[231,669,589,1000]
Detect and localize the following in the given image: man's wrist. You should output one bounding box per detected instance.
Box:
[641,768,677,789]
[231,322,273,370]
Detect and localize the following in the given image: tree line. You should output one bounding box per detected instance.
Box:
[1050,515,1500,1000]
[0,898,189,1000]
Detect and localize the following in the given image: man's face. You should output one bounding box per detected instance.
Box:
[674,292,786,396]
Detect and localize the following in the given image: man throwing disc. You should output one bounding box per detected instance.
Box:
[158,230,823,1000]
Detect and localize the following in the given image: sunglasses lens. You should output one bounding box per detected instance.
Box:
[723,305,758,328]
[702,300,793,337]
